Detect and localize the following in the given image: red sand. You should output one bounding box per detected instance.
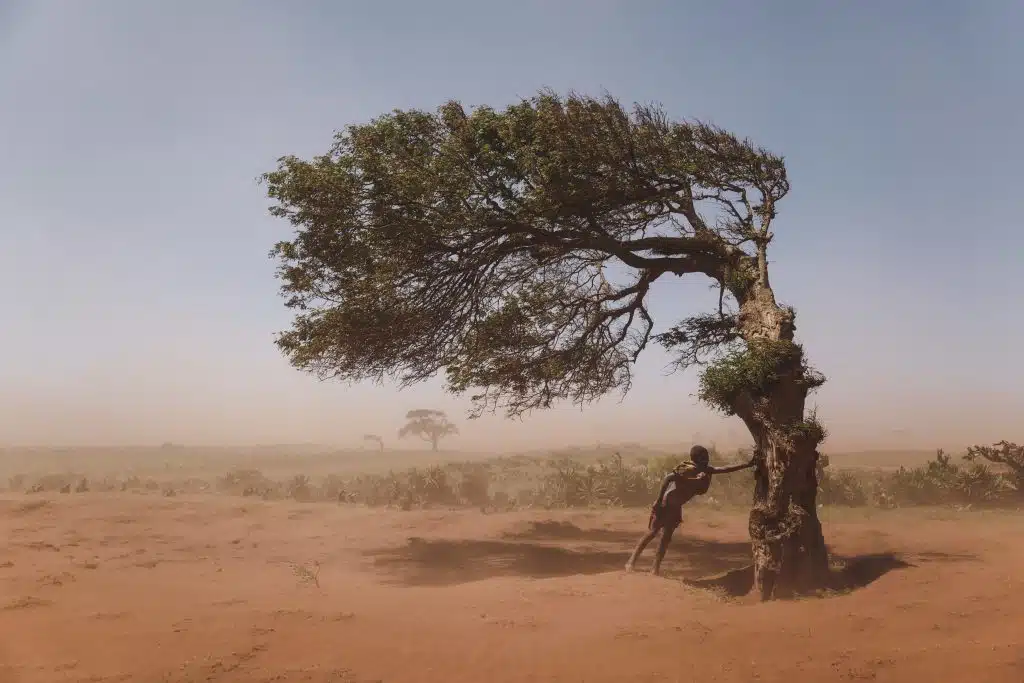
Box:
[1,495,1021,682]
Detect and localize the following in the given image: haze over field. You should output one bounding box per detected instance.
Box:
[1,1,1021,452]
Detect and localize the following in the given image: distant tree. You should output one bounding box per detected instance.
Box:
[363,434,385,452]
[965,440,1024,495]
[397,409,458,451]
[262,90,828,599]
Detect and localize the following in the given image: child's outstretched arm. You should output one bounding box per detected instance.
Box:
[708,456,757,475]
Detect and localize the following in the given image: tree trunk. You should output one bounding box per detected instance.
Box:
[747,421,829,599]
[431,438,439,452]
[734,280,830,599]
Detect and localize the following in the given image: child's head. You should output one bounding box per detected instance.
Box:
[689,444,710,469]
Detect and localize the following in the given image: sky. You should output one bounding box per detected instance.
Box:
[0,0,1020,452]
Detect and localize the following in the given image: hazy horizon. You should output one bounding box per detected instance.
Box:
[2,1,1021,454]
[0,442,951,458]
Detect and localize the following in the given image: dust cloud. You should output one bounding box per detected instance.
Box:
[1,383,1017,453]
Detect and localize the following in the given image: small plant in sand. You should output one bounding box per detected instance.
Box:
[288,474,314,502]
[321,474,347,502]
[28,473,81,493]
[218,469,274,496]
[539,457,587,508]
[818,468,871,507]
[455,464,491,508]
[406,465,457,506]
[592,453,650,507]
[292,561,321,588]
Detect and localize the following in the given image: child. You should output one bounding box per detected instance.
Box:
[624,445,756,576]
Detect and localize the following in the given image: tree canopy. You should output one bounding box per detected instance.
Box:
[263,90,817,422]
[398,409,459,451]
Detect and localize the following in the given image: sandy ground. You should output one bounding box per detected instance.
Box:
[0,495,1021,683]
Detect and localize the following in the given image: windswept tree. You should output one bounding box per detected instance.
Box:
[362,433,384,452]
[263,91,828,599]
[397,409,458,451]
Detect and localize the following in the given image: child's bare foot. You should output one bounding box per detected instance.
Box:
[624,561,635,572]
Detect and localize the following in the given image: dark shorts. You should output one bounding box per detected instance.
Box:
[649,504,683,531]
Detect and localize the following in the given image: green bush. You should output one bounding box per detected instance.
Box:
[22,441,1017,513]
[883,450,1011,506]
[818,468,871,507]
[211,445,1015,511]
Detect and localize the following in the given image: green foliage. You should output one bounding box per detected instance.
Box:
[698,339,803,414]
[401,465,456,507]
[262,90,792,417]
[654,313,741,371]
[789,409,829,447]
[818,469,871,507]
[818,449,1014,508]
[597,453,656,507]
[964,440,1024,495]
[532,452,662,508]
[13,442,1019,512]
[725,266,757,295]
[885,450,1011,506]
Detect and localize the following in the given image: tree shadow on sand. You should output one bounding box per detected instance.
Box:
[368,521,975,596]
[502,520,644,544]
[679,550,979,598]
[681,553,918,598]
[367,537,628,586]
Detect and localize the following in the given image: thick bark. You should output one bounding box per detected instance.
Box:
[747,422,829,599]
[733,278,829,599]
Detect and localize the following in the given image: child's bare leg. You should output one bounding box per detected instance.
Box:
[651,525,678,576]
[625,528,660,571]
